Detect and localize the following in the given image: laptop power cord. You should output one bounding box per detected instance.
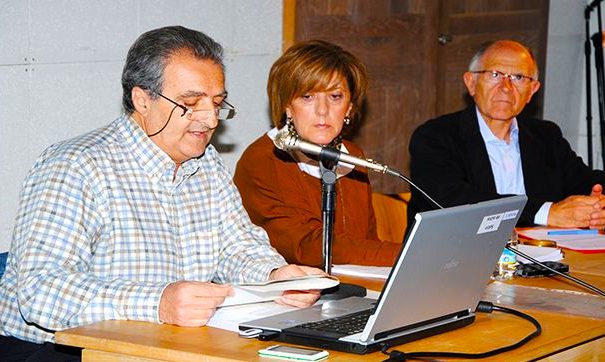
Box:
[380,301,541,361]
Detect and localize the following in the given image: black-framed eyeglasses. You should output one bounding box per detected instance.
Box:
[470,70,535,87]
[156,93,237,121]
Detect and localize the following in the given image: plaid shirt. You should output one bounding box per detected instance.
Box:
[0,115,286,343]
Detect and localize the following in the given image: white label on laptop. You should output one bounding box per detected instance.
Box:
[502,209,519,220]
[477,213,503,234]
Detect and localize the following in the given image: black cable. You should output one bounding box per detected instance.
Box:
[147,106,177,137]
[380,301,541,361]
[506,245,605,297]
[388,170,444,210]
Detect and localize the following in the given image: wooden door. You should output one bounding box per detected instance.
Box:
[436,0,549,117]
[289,0,549,193]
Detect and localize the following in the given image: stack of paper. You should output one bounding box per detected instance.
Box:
[515,244,563,264]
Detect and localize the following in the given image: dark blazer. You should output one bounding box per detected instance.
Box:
[408,106,605,226]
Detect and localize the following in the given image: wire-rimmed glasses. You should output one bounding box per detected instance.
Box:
[147,92,238,137]
[157,93,237,121]
[470,70,535,88]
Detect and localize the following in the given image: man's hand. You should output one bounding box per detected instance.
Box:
[269,264,324,308]
[548,194,603,228]
[159,281,233,327]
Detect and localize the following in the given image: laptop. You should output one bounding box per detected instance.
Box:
[240,195,527,354]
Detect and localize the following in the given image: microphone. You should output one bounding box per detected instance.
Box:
[273,127,444,209]
[274,127,394,175]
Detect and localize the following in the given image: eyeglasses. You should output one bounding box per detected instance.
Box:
[157,93,237,121]
[470,70,535,87]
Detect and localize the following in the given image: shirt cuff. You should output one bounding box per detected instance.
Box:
[534,202,553,225]
[119,283,167,323]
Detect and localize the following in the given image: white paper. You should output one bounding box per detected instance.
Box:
[208,302,297,332]
[238,275,339,292]
[515,244,563,264]
[219,275,339,307]
[332,264,391,280]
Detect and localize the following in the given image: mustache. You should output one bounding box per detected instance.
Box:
[190,124,219,132]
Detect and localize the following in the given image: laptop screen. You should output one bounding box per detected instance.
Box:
[358,195,527,342]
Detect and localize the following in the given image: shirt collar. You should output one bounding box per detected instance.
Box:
[476,107,519,144]
[266,127,353,179]
[119,114,202,182]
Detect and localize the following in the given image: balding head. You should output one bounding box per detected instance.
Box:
[468,40,539,80]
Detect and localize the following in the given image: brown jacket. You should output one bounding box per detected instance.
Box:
[233,134,400,267]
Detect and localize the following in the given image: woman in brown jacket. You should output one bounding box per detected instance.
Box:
[233,40,401,267]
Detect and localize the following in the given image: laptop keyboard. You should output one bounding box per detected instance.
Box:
[296,309,373,336]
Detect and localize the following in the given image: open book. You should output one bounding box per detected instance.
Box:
[219,274,339,307]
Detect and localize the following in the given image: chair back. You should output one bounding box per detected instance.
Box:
[0,252,7,279]
[372,192,410,243]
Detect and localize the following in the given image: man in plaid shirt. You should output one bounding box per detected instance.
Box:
[0,26,322,361]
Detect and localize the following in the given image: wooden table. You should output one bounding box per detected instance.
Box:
[55,250,605,361]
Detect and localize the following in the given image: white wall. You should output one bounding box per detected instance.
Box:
[544,0,604,169]
[0,0,281,251]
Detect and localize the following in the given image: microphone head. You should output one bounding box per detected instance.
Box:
[273,127,297,151]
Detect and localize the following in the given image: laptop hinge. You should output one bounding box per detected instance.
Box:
[373,309,472,341]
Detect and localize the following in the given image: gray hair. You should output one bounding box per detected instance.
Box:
[468,40,539,80]
[121,26,224,114]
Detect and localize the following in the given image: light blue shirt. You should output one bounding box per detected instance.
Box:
[476,108,551,224]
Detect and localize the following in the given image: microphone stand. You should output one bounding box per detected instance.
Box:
[593,31,605,168]
[585,5,594,168]
[320,161,337,274]
[593,28,605,167]
[587,0,605,166]
[319,160,366,300]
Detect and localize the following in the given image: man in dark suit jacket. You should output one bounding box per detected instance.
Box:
[408,40,605,228]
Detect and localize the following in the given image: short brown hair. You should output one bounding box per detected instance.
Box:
[267,40,368,129]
